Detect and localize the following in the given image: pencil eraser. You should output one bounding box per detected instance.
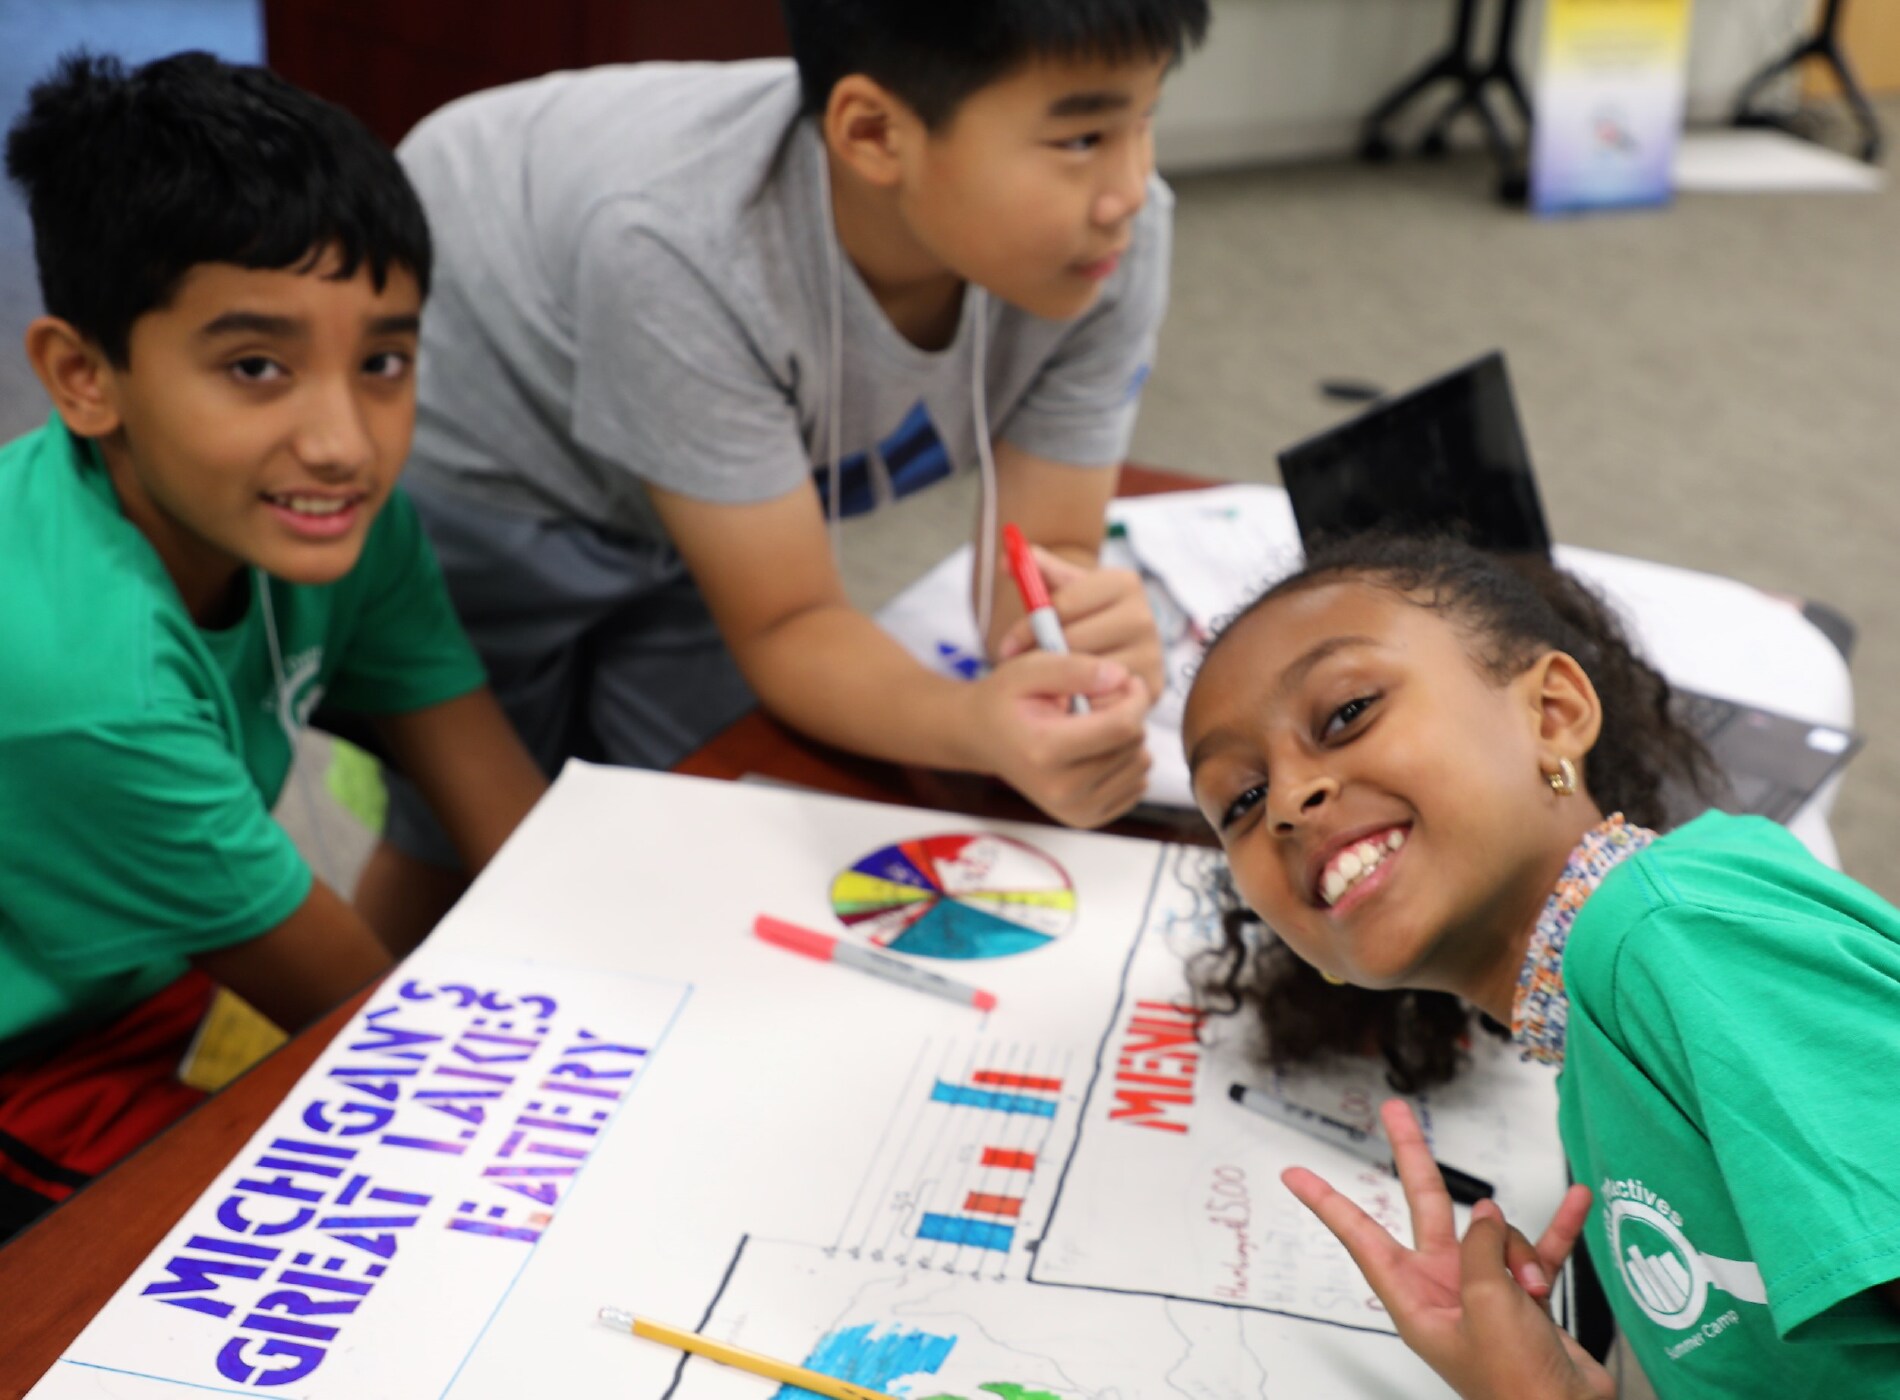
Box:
[974,990,998,1013]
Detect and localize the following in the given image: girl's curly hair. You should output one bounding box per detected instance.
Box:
[1191,532,1718,1091]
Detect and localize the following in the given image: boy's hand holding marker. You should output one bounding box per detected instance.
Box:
[965,651,1151,829]
[969,524,1157,829]
[995,531,1166,703]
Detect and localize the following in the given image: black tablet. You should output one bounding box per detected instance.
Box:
[1277,351,1554,556]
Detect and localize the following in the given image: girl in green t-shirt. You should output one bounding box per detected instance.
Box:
[1181,533,1900,1400]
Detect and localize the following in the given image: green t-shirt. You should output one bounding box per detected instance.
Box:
[0,421,486,1063]
[1561,811,1900,1397]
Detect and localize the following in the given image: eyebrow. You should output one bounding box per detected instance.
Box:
[1278,635,1381,696]
[1183,635,1383,778]
[1048,90,1133,119]
[198,311,302,341]
[196,311,420,340]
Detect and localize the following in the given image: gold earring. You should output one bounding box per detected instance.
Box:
[1320,970,1347,986]
[1545,756,1578,797]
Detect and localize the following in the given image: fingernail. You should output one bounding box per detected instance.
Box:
[1522,1262,1549,1291]
[1097,660,1127,688]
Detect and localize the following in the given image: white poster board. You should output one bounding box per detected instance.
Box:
[31,766,1567,1399]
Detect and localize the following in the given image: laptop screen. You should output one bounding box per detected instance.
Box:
[1276,351,1554,556]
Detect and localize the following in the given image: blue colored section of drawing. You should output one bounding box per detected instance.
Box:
[771,1323,956,1397]
[889,902,1052,960]
[852,847,938,892]
[812,401,950,519]
[930,1080,1057,1118]
[918,1213,1016,1252]
[936,641,985,680]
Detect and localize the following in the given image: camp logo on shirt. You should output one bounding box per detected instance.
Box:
[1600,1176,1767,1355]
[267,645,326,734]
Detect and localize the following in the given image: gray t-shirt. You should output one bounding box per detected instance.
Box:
[397,59,1172,543]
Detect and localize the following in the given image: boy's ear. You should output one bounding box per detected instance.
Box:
[24,316,123,439]
[824,74,918,188]
[1529,650,1603,770]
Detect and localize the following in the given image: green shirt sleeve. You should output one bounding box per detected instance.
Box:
[0,711,312,970]
[321,487,487,715]
[1613,903,1900,1346]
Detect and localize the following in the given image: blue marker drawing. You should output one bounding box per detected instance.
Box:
[935,641,985,681]
[772,1323,956,1396]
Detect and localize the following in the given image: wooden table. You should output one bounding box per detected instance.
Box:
[0,465,1217,1396]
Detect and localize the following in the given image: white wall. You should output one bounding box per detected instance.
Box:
[1155,0,1813,172]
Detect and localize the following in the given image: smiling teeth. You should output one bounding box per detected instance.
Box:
[273,495,349,516]
[1320,829,1408,907]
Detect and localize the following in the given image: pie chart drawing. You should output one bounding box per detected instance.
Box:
[830,833,1078,960]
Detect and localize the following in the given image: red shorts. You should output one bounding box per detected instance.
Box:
[0,971,213,1241]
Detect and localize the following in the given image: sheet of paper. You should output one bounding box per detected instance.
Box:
[1108,483,1303,635]
[1673,130,1883,193]
[31,765,1571,1400]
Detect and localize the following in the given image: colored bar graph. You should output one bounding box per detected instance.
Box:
[971,1070,1064,1093]
[930,1081,1056,1118]
[963,1192,1023,1218]
[980,1147,1036,1170]
[918,1213,1015,1252]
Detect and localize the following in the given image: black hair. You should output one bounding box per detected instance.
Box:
[6,50,431,366]
[781,0,1210,128]
[1191,532,1718,1092]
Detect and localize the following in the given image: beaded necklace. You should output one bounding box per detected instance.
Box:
[1511,813,1657,1067]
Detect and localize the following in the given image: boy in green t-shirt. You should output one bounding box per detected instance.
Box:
[0,52,546,1238]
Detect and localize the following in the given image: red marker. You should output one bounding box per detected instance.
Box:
[1002,523,1089,715]
[754,915,997,1012]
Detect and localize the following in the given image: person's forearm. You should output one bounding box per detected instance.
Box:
[738,602,990,771]
[446,753,547,875]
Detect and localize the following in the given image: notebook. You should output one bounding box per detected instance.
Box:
[1275,351,1862,825]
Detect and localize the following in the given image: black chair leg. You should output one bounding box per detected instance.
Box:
[1359,0,1535,192]
[1361,53,1465,160]
[1733,0,1884,163]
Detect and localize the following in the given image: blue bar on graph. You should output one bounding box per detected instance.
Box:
[930,1081,1057,1117]
[918,1213,1015,1252]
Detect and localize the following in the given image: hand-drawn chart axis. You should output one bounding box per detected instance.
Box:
[1026,852,1403,1338]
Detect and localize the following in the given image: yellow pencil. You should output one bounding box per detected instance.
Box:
[598,1307,899,1400]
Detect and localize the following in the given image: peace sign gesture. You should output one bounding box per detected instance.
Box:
[1283,1099,1613,1400]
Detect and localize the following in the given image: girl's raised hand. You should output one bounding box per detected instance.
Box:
[1282,1099,1611,1400]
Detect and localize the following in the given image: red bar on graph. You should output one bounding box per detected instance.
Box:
[972,1070,1063,1093]
[964,1192,1024,1218]
[981,1147,1036,1171]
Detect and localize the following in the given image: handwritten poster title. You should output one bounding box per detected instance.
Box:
[135,973,655,1388]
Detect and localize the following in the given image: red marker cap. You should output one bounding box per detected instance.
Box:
[1002,523,1051,612]
[754,914,838,961]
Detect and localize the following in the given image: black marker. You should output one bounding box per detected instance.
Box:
[1228,1083,1495,1206]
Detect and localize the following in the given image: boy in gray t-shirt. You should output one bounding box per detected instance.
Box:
[367,1,1210,936]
